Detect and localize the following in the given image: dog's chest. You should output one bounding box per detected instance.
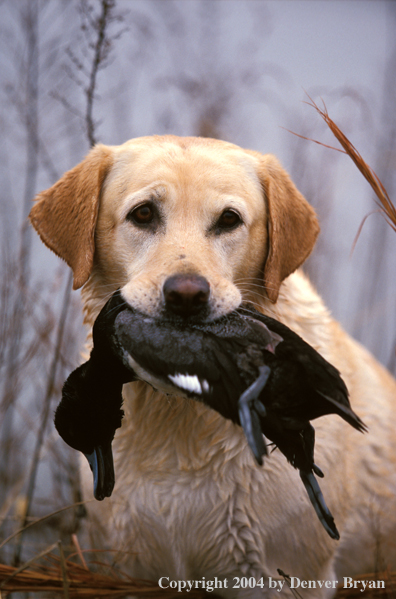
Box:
[101,382,320,580]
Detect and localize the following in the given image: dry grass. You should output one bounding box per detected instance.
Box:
[0,559,178,597]
[1,558,395,599]
[307,97,396,255]
[0,543,217,598]
[286,94,396,243]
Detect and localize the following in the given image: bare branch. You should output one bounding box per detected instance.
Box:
[85,0,116,147]
[13,271,74,567]
[8,0,126,567]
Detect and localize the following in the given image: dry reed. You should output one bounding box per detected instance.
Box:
[287,95,396,240]
[0,547,218,598]
[1,557,395,598]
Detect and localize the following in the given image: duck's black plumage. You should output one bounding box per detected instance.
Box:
[55,290,366,538]
[54,297,134,500]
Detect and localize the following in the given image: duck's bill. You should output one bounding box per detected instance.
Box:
[84,442,115,500]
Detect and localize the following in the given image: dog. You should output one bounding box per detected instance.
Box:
[30,136,396,597]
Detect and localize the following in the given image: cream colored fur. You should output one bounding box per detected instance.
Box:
[30,136,396,598]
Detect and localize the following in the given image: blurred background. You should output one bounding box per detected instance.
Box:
[0,0,395,578]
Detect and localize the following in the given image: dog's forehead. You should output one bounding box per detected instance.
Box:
[104,136,263,200]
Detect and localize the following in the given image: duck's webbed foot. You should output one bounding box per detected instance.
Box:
[84,441,115,500]
[238,365,271,465]
[299,470,339,540]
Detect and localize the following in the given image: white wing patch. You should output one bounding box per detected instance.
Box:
[201,379,210,393]
[168,373,209,395]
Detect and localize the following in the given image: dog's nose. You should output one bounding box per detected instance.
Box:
[163,275,210,316]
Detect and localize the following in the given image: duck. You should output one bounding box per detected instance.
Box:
[54,292,134,500]
[55,290,366,539]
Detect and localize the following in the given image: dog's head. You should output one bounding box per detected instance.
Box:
[30,136,319,321]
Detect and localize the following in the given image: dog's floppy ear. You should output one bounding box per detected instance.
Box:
[29,144,113,290]
[257,154,320,303]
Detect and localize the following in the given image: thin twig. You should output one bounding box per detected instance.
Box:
[71,534,88,570]
[277,569,305,599]
[19,0,40,288]
[58,540,70,599]
[350,210,383,257]
[281,126,347,154]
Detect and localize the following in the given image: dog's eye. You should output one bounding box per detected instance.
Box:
[216,209,242,231]
[127,203,155,225]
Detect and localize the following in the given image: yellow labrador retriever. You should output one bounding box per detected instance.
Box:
[30,136,396,596]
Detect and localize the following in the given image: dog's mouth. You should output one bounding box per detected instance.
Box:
[117,305,223,330]
[120,265,245,324]
[158,306,214,326]
[115,288,245,333]
[123,295,240,327]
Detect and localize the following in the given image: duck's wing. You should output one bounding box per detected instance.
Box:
[238,305,366,433]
